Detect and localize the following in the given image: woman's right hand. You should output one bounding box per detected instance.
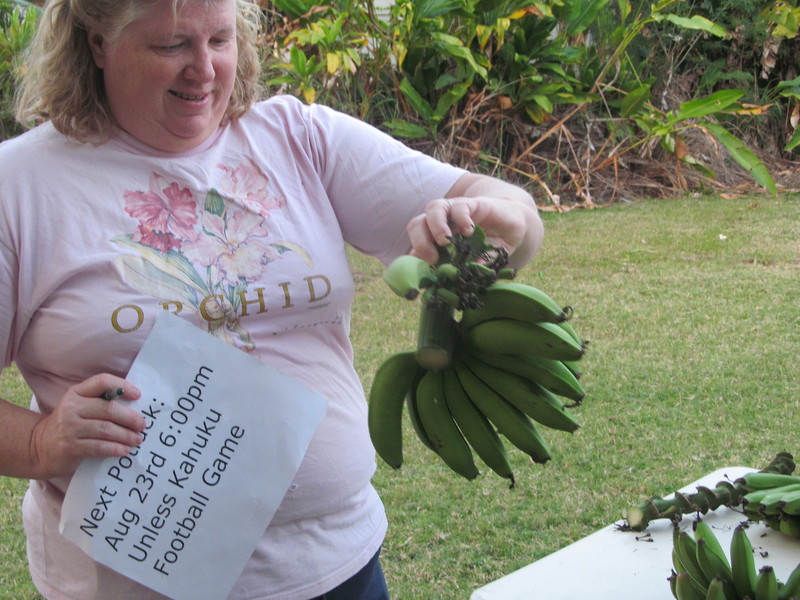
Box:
[28,374,146,479]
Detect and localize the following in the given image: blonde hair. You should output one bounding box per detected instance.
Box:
[15,0,263,142]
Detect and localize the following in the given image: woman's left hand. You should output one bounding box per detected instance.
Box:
[406,173,544,269]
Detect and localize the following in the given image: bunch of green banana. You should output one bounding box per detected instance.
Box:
[669,518,800,600]
[739,472,800,540]
[624,453,796,532]
[369,226,588,483]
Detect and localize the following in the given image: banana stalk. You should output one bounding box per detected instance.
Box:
[625,452,796,531]
[415,295,458,371]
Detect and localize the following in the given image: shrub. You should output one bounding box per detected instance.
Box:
[0,0,37,141]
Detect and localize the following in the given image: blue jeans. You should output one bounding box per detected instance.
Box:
[310,549,390,600]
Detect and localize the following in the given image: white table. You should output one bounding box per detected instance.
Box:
[471,467,800,600]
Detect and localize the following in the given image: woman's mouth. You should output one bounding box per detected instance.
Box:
[170,90,207,101]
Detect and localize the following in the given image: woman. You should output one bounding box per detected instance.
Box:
[0,0,544,598]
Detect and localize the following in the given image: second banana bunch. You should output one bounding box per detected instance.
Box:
[739,471,800,541]
[670,517,800,600]
[368,227,587,485]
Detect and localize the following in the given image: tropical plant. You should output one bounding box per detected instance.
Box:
[0,0,37,141]
[266,7,373,105]
[4,0,795,201]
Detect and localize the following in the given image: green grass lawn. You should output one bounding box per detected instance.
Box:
[1,194,798,599]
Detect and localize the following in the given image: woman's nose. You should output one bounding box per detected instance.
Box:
[184,46,215,81]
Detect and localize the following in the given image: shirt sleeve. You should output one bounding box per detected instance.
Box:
[303,101,466,265]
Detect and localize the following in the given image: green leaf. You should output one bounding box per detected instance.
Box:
[775,76,800,99]
[431,33,489,79]
[621,84,651,117]
[269,241,314,268]
[784,126,800,152]
[524,104,548,124]
[399,77,435,121]
[654,13,729,38]
[673,89,744,122]
[683,156,716,179]
[416,0,463,19]
[433,80,470,120]
[289,46,308,73]
[267,74,298,86]
[701,121,777,194]
[434,72,459,90]
[531,93,553,113]
[9,0,40,9]
[112,236,210,293]
[617,0,631,23]
[383,119,431,139]
[205,189,226,216]
[270,0,314,19]
[566,0,610,36]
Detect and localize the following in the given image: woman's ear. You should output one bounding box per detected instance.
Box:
[87,30,108,69]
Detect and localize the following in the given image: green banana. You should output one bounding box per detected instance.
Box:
[442,366,515,486]
[368,351,425,470]
[466,348,585,404]
[562,359,583,379]
[669,569,679,599]
[675,571,706,600]
[779,514,800,539]
[557,320,586,378]
[383,254,435,300]
[743,484,800,507]
[464,318,586,361]
[462,355,580,433]
[672,541,700,594]
[454,362,552,464]
[695,539,736,599]
[759,487,800,516]
[429,286,461,309]
[730,523,757,600]
[433,262,461,285]
[704,577,728,600]
[740,472,800,490]
[465,261,498,283]
[459,281,569,329]
[762,513,783,533]
[781,492,800,516]
[777,562,800,600]
[414,369,479,480]
[406,374,436,452]
[693,519,731,572]
[754,565,779,600]
[558,319,584,344]
[676,529,711,590]
[674,547,688,577]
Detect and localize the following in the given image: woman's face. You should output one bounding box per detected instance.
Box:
[89,0,239,153]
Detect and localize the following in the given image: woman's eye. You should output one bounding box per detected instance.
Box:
[160,42,185,52]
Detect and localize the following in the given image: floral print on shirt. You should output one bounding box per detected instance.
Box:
[113,157,312,349]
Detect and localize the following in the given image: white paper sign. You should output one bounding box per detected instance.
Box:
[59,311,328,600]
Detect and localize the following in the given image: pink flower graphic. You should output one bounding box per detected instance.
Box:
[124,173,198,252]
[216,157,286,217]
[183,209,279,286]
[114,160,310,349]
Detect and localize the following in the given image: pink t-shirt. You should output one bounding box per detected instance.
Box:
[0,95,465,600]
